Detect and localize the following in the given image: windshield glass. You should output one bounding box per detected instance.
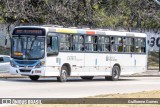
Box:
[11,36,45,60]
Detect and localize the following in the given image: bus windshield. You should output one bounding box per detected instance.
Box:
[11,36,45,60]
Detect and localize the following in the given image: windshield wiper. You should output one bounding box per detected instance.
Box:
[26,36,37,58]
[30,36,37,50]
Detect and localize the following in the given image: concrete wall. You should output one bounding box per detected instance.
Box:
[0,24,14,48]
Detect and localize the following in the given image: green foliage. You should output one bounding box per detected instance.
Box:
[0,0,160,30]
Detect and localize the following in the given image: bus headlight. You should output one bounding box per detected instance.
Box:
[35,61,45,68]
[10,60,17,67]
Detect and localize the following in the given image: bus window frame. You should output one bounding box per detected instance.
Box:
[97,35,111,53]
[123,36,135,53]
[59,33,73,52]
[48,32,146,55]
[110,36,124,53]
[134,37,146,54]
[84,35,98,52]
[72,34,85,52]
[47,32,59,56]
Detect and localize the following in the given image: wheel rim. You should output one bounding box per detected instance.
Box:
[61,69,67,80]
[113,68,119,79]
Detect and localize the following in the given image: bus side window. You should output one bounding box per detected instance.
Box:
[60,34,72,51]
[47,37,52,52]
[111,37,123,52]
[111,37,116,52]
[123,37,134,53]
[72,35,84,51]
[47,34,58,56]
[85,35,97,52]
[135,38,146,53]
[52,37,58,52]
[98,36,110,52]
[104,37,110,52]
[85,36,93,51]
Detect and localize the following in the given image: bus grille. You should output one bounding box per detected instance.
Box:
[16,61,37,65]
[19,66,33,67]
[19,69,31,72]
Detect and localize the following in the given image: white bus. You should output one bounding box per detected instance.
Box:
[10,25,147,82]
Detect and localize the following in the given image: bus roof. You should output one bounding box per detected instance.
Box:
[14,26,147,38]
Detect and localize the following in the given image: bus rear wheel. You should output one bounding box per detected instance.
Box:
[81,76,94,80]
[105,65,120,81]
[29,75,40,81]
[57,66,68,82]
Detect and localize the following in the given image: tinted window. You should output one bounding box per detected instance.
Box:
[72,35,84,51]
[123,37,134,52]
[60,34,72,51]
[85,36,98,52]
[98,36,110,52]
[3,57,10,62]
[111,37,123,52]
[135,38,146,53]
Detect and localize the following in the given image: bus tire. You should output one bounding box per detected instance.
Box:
[57,66,68,82]
[81,76,94,80]
[105,76,112,80]
[105,65,120,81]
[29,75,40,81]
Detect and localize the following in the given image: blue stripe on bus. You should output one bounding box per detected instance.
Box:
[77,30,86,34]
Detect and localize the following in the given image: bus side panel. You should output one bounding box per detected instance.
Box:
[84,53,111,76]
[134,54,147,73]
[45,56,60,76]
[110,54,135,75]
[55,52,86,76]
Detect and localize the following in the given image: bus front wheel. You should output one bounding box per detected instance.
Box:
[105,65,120,81]
[29,75,40,81]
[57,66,68,82]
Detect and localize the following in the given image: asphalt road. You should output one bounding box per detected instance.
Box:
[0,77,160,98]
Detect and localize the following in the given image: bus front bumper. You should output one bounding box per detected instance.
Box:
[10,66,45,76]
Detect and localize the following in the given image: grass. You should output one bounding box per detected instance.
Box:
[148,52,159,68]
[5,90,160,107]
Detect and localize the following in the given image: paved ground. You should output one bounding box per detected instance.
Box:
[0,76,160,98]
[129,70,160,77]
[0,70,160,98]
[1,69,160,78]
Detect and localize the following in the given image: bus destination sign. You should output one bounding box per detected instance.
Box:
[13,28,45,36]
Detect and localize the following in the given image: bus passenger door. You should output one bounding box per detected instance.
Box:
[45,33,59,76]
